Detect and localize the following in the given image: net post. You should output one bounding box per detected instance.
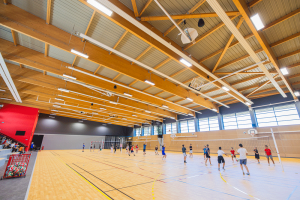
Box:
[270,128,284,172]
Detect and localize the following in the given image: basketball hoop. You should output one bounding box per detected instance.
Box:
[171,133,176,139]
[188,78,204,91]
[248,129,258,137]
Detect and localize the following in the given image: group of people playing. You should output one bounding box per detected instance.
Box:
[182,143,276,175]
[1,136,26,154]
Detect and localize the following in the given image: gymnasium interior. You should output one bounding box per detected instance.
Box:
[0,0,300,199]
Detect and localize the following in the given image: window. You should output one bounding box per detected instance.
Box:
[223,111,252,130]
[166,123,177,134]
[198,116,219,132]
[143,126,151,136]
[179,120,195,133]
[135,128,141,136]
[255,104,300,127]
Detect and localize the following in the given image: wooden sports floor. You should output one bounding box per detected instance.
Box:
[27,149,300,200]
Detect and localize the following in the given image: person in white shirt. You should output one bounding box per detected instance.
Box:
[217,147,228,171]
[236,144,250,175]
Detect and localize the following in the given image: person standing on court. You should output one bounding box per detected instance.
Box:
[203,145,207,160]
[162,145,166,160]
[30,142,34,152]
[254,147,260,164]
[155,145,159,155]
[143,143,147,156]
[82,143,85,152]
[182,145,187,163]
[114,144,117,153]
[120,143,123,153]
[205,144,212,166]
[217,147,227,171]
[236,144,250,175]
[189,144,193,158]
[111,144,113,153]
[264,145,275,166]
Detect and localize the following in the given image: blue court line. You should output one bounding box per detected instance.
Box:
[287,186,298,200]
[175,179,250,200]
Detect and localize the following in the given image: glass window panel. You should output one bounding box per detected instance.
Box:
[255,104,300,127]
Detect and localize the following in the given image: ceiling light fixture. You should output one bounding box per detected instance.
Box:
[222,86,229,91]
[51,110,58,112]
[63,74,77,80]
[186,97,193,101]
[280,67,288,75]
[82,118,87,120]
[55,98,64,101]
[53,105,61,108]
[122,118,127,120]
[71,49,89,58]
[58,88,70,93]
[123,92,132,97]
[212,108,217,112]
[245,102,251,106]
[109,101,118,105]
[100,108,106,110]
[250,14,265,31]
[294,91,300,97]
[0,89,5,92]
[87,0,113,16]
[162,105,168,109]
[180,58,192,67]
[132,114,137,117]
[145,110,151,113]
[50,113,56,116]
[145,80,155,86]
[0,98,11,101]
[49,116,55,119]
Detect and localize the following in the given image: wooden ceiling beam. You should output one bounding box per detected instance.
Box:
[7,66,169,120]
[131,0,139,17]
[129,80,138,86]
[165,95,175,100]
[93,65,102,75]
[170,68,188,77]
[46,0,52,24]
[0,44,185,117]
[164,0,206,36]
[11,29,17,46]
[233,0,297,99]
[109,30,128,54]
[184,15,239,50]
[139,0,153,17]
[215,72,277,75]
[199,8,300,63]
[112,73,121,81]
[153,58,171,70]
[155,91,164,96]
[212,17,244,73]
[78,0,249,105]
[82,10,96,42]
[248,0,263,7]
[131,46,152,64]
[141,11,239,21]
[246,74,279,97]
[44,43,49,57]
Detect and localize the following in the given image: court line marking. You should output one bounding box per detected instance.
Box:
[152,172,163,200]
[219,172,260,200]
[73,163,135,200]
[287,186,298,200]
[51,152,113,200]
[24,152,38,200]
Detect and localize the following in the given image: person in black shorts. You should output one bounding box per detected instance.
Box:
[205,144,212,166]
[82,143,85,152]
[189,144,193,158]
[217,147,227,171]
[254,147,260,164]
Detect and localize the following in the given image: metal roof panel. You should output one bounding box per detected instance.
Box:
[11,0,47,20]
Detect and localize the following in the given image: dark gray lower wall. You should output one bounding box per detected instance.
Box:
[37,134,105,150]
[35,113,133,136]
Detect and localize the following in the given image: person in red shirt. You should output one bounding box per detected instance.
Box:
[230,147,238,163]
[264,145,275,166]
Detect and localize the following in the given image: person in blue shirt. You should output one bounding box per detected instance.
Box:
[82,143,85,152]
[143,143,147,156]
[162,145,166,160]
[203,145,207,160]
[30,142,34,152]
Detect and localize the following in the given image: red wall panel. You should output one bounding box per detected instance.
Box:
[0,104,39,150]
